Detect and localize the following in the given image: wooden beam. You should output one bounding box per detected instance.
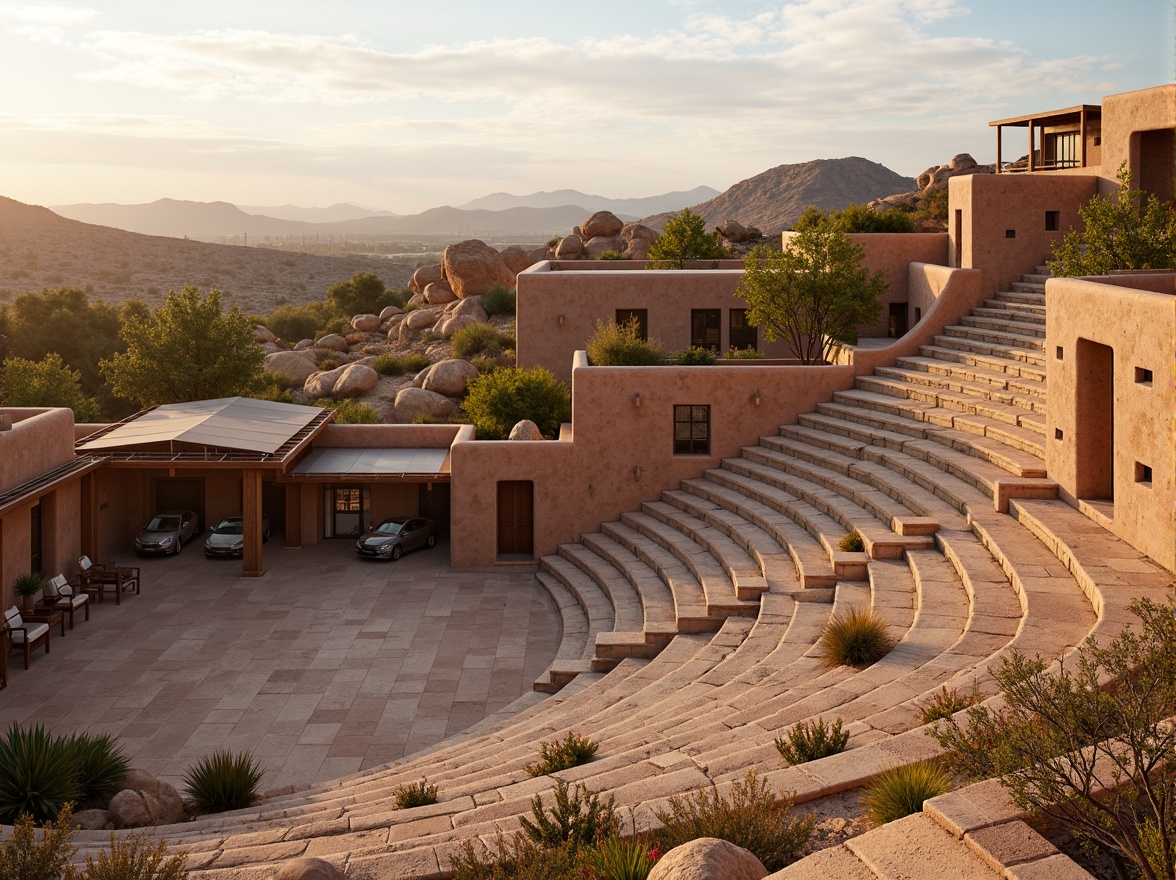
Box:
[1080,107,1088,168]
[285,483,302,549]
[242,469,264,577]
[1028,118,1035,172]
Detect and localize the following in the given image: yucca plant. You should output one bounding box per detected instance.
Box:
[182,749,264,814]
[525,731,600,777]
[394,778,438,809]
[64,731,131,807]
[862,762,953,825]
[817,606,896,669]
[0,722,80,824]
[582,834,663,880]
[774,717,850,765]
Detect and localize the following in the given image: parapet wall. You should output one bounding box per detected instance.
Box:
[0,408,76,494]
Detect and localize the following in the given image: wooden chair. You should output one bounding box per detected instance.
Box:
[42,573,90,628]
[78,556,140,605]
[4,605,50,669]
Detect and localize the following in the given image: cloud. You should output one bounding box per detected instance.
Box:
[0,3,96,42]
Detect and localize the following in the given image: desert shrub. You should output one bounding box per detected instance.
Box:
[182,749,264,814]
[315,398,380,424]
[654,771,814,871]
[317,355,340,372]
[726,347,765,359]
[0,802,78,880]
[452,323,503,359]
[402,353,432,373]
[370,353,407,376]
[794,203,917,234]
[463,366,570,440]
[262,300,333,342]
[449,832,582,880]
[520,778,619,850]
[470,355,501,375]
[918,686,980,725]
[585,317,663,366]
[581,835,662,880]
[547,236,562,248]
[837,531,865,552]
[525,732,599,777]
[915,187,949,226]
[394,779,438,810]
[674,346,717,366]
[774,717,849,765]
[385,288,413,309]
[598,251,627,261]
[0,723,80,824]
[252,371,297,404]
[862,762,952,825]
[82,832,189,880]
[817,606,895,669]
[482,285,516,316]
[63,732,129,807]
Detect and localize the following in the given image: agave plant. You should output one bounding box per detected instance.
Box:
[182,749,265,814]
[64,731,130,806]
[0,722,80,824]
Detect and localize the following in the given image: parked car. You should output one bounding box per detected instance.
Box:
[355,517,437,561]
[204,515,271,558]
[135,510,199,556]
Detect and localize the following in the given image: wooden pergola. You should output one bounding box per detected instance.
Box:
[990,104,1101,173]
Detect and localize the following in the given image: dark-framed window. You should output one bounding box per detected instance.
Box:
[674,405,710,455]
[729,308,757,352]
[616,309,648,341]
[691,309,721,350]
[325,486,370,537]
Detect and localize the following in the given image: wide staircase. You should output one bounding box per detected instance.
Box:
[72,268,1174,879]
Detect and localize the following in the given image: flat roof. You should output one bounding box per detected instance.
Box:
[288,447,451,481]
[77,398,326,455]
[989,104,1101,127]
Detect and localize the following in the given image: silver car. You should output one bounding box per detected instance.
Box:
[135,509,199,556]
[204,515,271,558]
[355,517,437,561]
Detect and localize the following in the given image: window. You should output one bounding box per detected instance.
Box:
[1045,211,1060,231]
[325,486,370,537]
[691,310,721,350]
[729,309,757,352]
[616,309,648,340]
[674,405,710,455]
[1044,131,1079,168]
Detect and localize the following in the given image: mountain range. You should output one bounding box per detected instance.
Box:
[456,186,721,216]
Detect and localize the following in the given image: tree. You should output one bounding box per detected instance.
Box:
[735,226,887,364]
[100,286,265,407]
[646,209,728,269]
[2,352,101,421]
[462,366,571,440]
[1049,162,1176,277]
[793,203,917,234]
[326,272,394,317]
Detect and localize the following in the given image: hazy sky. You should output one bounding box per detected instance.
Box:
[1,0,1171,213]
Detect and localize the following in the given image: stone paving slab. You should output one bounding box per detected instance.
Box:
[0,540,559,792]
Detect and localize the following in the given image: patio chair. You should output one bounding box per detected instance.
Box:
[4,605,50,669]
[77,556,140,605]
[42,573,90,628]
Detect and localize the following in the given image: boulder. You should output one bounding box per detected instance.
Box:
[408,291,427,307]
[304,365,347,399]
[72,809,111,830]
[499,245,533,275]
[717,219,748,242]
[254,325,277,344]
[331,364,379,398]
[410,263,444,294]
[450,296,489,323]
[435,314,478,339]
[917,165,938,189]
[405,308,440,331]
[379,305,403,322]
[424,281,458,305]
[351,314,381,332]
[269,857,344,880]
[624,238,650,260]
[950,152,978,171]
[421,359,479,397]
[109,770,185,828]
[265,351,318,385]
[623,223,659,244]
[393,388,459,423]
[508,420,543,441]
[582,210,624,238]
[555,234,584,260]
[316,333,349,353]
[294,339,315,351]
[527,246,550,265]
[584,235,624,259]
[261,342,281,354]
[441,240,515,299]
[647,838,767,880]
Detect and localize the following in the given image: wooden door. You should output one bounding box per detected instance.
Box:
[497,481,534,557]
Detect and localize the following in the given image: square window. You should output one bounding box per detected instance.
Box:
[1135,462,1153,484]
[1056,346,1064,360]
[674,404,710,455]
[1135,366,1154,385]
[1005,229,1016,239]
[691,310,721,350]
[616,309,648,341]
[1045,211,1060,231]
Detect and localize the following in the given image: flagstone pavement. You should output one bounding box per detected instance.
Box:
[0,540,559,793]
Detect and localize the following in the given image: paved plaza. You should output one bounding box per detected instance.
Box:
[0,540,560,793]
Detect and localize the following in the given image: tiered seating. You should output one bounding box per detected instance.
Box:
[71,268,1174,879]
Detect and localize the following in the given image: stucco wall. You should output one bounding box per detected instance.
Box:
[0,408,75,493]
[1101,84,1176,197]
[1045,273,1176,573]
[314,424,461,449]
[450,355,855,566]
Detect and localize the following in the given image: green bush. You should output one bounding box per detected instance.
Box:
[585,317,663,366]
[817,606,895,669]
[794,203,917,234]
[726,347,765,359]
[837,531,865,552]
[463,366,570,441]
[919,686,980,725]
[369,352,433,376]
[547,236,562,248]
[520,778,618,851]
[774,717,849,765]
[581,835,661,880]
[653,771,814,871]
[0,723,80,824]
[598,251,627,261]
[525,732,599,777]
[449,832,582,880]
[452,323,505,359]
[0,803,78,879]
[394,779,438,810]
[674,346,717,366]
[915,187,949,226]
[64,732,130,806]
[646,209,728,268]
[182,749,264,814]
[262,300,333,343]
[470,355,501,375]
[862,762,952,825]
[317,356,340,372]
[482,285,516,316]
[316,398,380,424]
[82,831,189,880]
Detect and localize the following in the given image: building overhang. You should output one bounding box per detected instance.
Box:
[282,447,452,483]
[0,456,104,517]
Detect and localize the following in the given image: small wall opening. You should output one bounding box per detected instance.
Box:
[1045,211,1060,231]
[1135,462,1153,485]
[497,480,534,559]
[953,209,963,267]
[1074,338,1114,502]
[1136,128,1175,203]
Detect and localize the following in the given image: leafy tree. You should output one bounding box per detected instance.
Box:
[646,209,728,268]
[794,203,917,234]
[1049,163,1176,277]
[101,286,265,407]
[326,272,395,317]
[262,301,335,343]
[2,353,101,421]
[462,366,570,440]
[736,226,887,364]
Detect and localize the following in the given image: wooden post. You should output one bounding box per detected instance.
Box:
[1079,108,1088,168]
[995,125,1002,173]
[1027,118,1035,172]
[285,483,302,549]
[242,469,264,577]
[80,473,95,563]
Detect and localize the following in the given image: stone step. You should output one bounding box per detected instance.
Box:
[981,298,1045,316]
[941,323,1045,351]
[538,553,617,675]
[871,366,1047,412]
[894,356,1046,400]
[959,313,1047,338]
[917,344,1045,381]
[1011,280,1045,293]
[557,542,645,634]
[931,333,1046,366]
[532,572,592,692]
[839,384,1046,436]
[992,289,1046,307]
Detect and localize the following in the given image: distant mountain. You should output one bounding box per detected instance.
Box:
[640,158,917,234]
[238,203,399,223]
[458,186,720,217]
[51,198,316,239]
[0,196,412,314]
[319,204,620,236]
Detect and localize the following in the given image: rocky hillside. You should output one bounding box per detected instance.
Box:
[642,157,916,234]
[0,197,413,313]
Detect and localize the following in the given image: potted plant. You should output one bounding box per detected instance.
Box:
[13,572,44,614]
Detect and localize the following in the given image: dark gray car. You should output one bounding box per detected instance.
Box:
[135,509,199,556]
[354,517,436,561]
[204,515,271,558]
